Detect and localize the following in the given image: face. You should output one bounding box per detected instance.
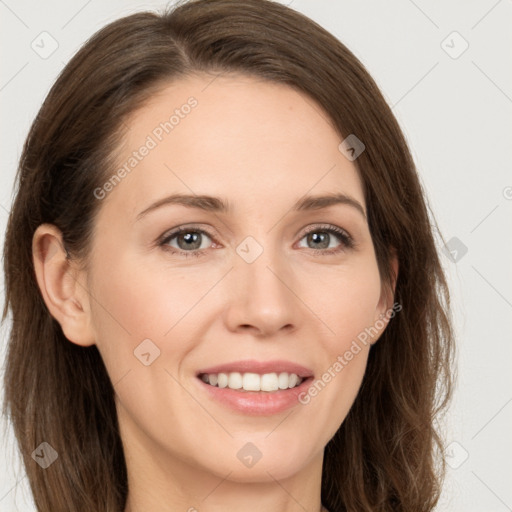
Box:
[38,73,396,490]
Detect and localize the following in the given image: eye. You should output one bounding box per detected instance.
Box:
[296,224,354,255]
[158,223,354,259]
[158,226,215,258]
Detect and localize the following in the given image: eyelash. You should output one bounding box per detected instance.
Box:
[158,224,355,259]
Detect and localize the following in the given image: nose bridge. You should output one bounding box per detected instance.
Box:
[242,239,285,296]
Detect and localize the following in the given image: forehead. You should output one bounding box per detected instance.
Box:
[101,73,365,220]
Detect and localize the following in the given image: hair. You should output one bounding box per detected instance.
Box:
[1,0,455,510]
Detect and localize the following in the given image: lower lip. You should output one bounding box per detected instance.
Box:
[196,376,313,416]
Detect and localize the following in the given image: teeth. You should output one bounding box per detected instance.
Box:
[217,373,228,388]
[228,372,243,389]
[243,372,261,391]
[200,372,304,392]
[261,372,278,391]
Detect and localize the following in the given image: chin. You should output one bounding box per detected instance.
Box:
[198,439,317,483]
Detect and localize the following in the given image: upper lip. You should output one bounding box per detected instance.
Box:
[196,359,314,378]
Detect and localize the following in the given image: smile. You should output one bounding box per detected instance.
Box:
[199,371,304,392]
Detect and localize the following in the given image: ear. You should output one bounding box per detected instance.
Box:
[32,223,96,347]
[371,248,399,345]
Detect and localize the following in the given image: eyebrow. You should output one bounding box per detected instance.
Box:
[135,192,366,222]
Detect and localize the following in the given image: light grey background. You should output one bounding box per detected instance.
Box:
[1,1,511,510]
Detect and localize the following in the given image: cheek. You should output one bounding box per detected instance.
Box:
[87,253,209,433]
[296,257,382,428]
[86,250,196,384]
[304,256,383,346]
[89,249,211,344]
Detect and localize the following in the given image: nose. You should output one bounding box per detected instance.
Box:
[223,240,300,337]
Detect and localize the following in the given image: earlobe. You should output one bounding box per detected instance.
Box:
[32,223,96,347]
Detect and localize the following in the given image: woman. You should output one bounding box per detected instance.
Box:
[2,0,455,510]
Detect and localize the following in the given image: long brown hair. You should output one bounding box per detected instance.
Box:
[2,0,455,510]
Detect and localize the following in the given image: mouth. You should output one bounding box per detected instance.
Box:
[198,371,305,392]
[194,360,314,415]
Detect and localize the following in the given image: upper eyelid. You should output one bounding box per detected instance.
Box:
[302,223,350,235]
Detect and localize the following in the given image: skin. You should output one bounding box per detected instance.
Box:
[33,73,398,512]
